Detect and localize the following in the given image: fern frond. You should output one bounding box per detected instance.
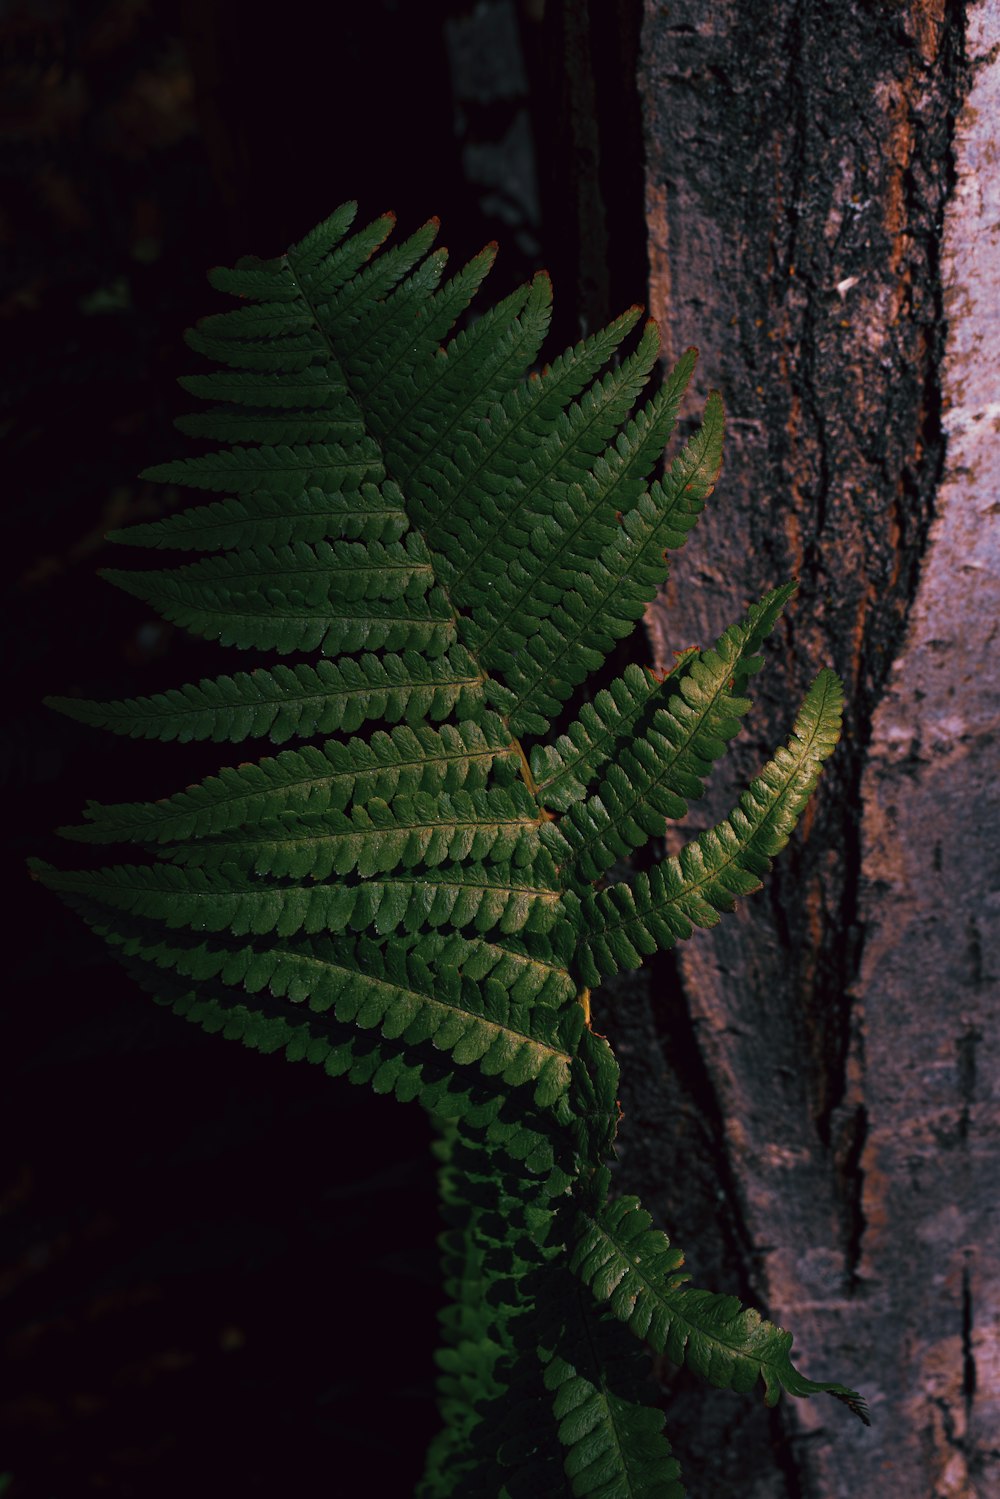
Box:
[560,584,795,881]
[289,208,396,294]
[542,1285,686,1499]
[172,408,363,446]
[101,535,453,657]
[175,368,355,408]
[530,655,695,813]
[453,340,694,609]
[181,328,325,372]
[119,955,533,1140]
[97,917,581,1106]
[500,394,725,736]
[156,785,563,882]
[36,201,863,1490]
[328,241,452,388]
[33,854,565,942]
[206,202,357,298]
[410,306,644,548]
[311,217,442,331]
[140,438,383,496]
[109,483,409,552]
[64,717,517,845]
[385,272,554,482]
[570,1180,869,1424]
[45,646,487,744]
[574,669,843,984]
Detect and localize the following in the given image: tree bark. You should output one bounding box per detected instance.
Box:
[618,1,999,1495]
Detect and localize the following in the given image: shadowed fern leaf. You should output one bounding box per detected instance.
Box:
[33,202,867,1495]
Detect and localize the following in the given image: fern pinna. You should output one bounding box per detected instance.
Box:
[33,202,868,1494]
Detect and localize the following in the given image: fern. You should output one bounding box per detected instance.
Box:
[33,201,867,1495]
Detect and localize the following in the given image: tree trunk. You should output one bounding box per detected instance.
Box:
[612,2,999,1494]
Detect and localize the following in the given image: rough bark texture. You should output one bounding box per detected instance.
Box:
[626,1,999,1494]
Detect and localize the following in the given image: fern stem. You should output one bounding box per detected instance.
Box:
[506,730,552,811]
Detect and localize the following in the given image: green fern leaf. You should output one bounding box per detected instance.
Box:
[574,669,844,984]
[172,408,363,445]
[156,784,566,882]
[530,654,696,813]
[447,336,693,611]
[543,1295,686,1499]
[101,535,453,656]
[570,1179,869,1424]
[294,208,394,287]
[175,368,355,408]
[386,272,554,483]
[410,306,646,549]
[32,856,566,941]
[45,646,487,743]
[500,393,725,736]
[140,438,383,495]
[560,583,796,881]
[108,483,409,552]
[63,716,517,845]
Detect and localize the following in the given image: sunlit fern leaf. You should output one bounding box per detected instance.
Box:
[34,857,567,941]
[559,583,796,882]
[530,653,697,813]
[570,1173,869,1424]
[155,785,567,882]
[573,670,844,985]
[34,201,863,1495]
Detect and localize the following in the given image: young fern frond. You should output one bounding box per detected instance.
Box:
[33,202,865,1495]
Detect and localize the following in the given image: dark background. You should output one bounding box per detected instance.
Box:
[2,2,648,1493]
